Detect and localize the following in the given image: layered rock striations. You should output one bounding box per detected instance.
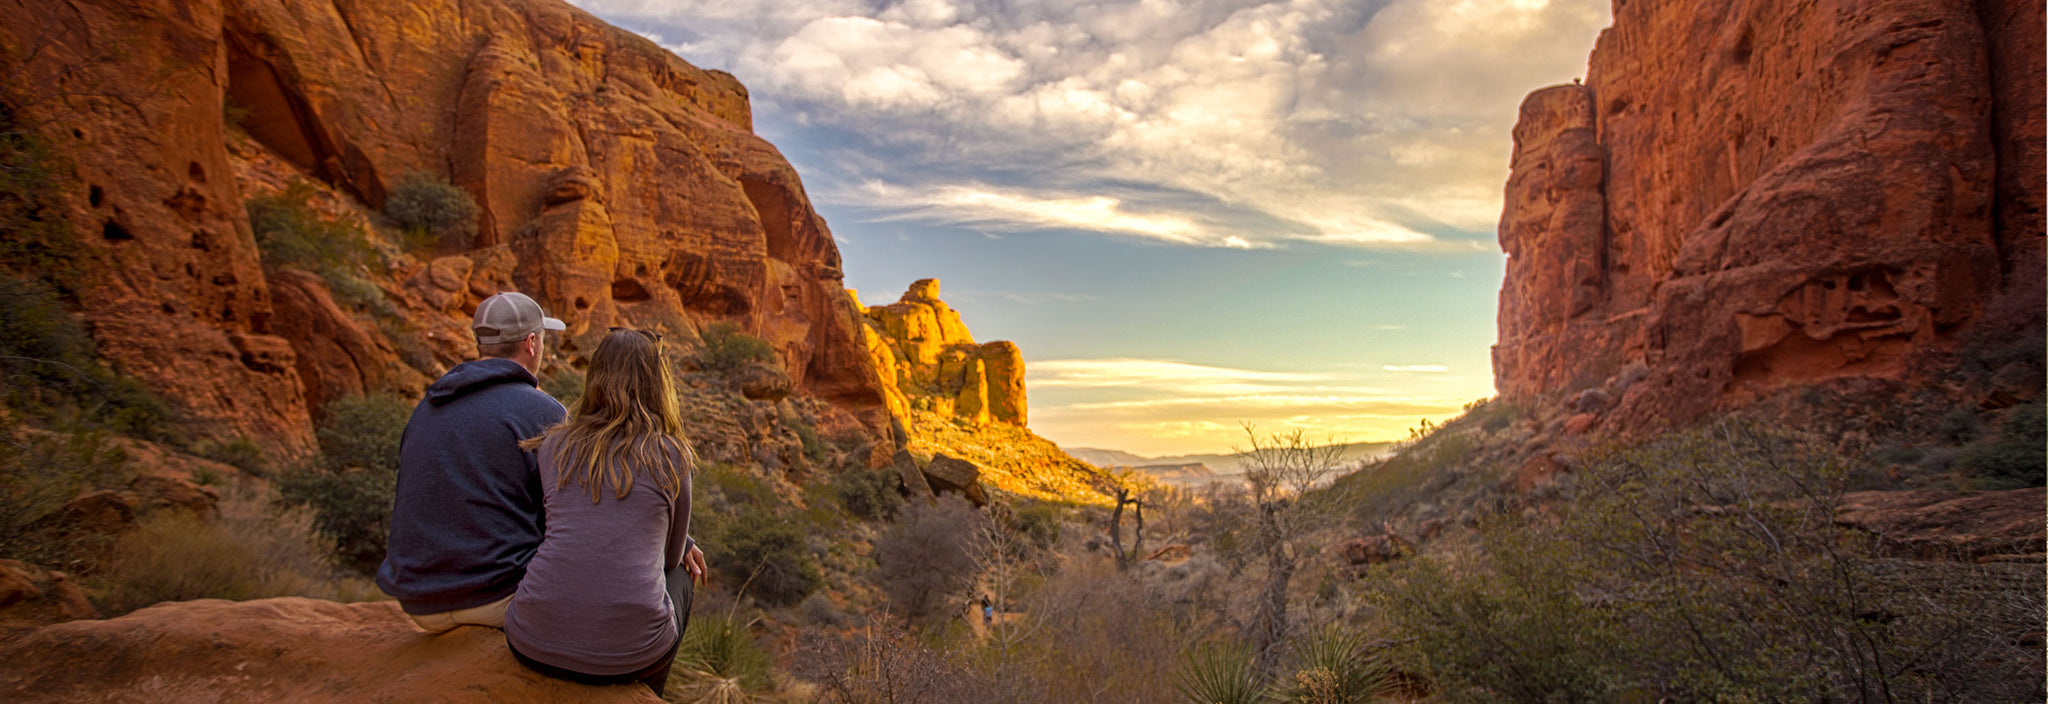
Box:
[0,0,892,456]
[1494,0,2045,428]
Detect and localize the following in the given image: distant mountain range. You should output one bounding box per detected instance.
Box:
[1065,442,1398,486]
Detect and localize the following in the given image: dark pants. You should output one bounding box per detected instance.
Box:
[508,565,694,696]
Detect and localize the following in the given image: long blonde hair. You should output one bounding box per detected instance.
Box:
[523,328,693,502]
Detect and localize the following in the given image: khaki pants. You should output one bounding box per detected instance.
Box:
[408,595,512,634]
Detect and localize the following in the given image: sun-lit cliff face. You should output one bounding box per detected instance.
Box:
[1494,0,2044,430]
[0,0,893,457]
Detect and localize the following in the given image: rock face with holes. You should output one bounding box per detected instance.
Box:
[0,0,894,455]
[1494,0,2045,429]
[862,280,1028,428]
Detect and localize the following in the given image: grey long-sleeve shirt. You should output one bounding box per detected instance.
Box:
[504,435,692,676]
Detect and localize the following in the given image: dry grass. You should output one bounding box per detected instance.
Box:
[94,490,381,615]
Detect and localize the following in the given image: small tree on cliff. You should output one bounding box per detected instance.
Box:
[1233,424,1352,678]
[383,172,479,249]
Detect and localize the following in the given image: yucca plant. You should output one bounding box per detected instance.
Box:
[668,611,774,704]
[1176,641,1270,704]
[1277,624,1395,704]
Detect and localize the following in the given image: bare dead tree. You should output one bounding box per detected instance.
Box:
[1104,467,1156,571]
[1233,423,1353,678]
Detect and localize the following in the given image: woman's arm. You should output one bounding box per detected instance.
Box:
[664,463,692,571]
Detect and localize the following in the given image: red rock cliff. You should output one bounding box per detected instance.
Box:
[0,0,893,455]
[1495,0,2044,427]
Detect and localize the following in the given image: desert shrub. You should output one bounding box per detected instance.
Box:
[95,496,378,615]
[542,367,586,409]
[315,394,411,471]
[698,322,773,372]
[669,610,776,703]
[1175,641,1268,704]
[192,436,268,476]
[276,393,411,573]
[0,420,132,566]
[798,625,995,704]
[1370,421,2045,703]
[383,172,479,247]
[0,276,178,441]
[1954,400,2044,489]
[831,466,903,521]
[1009,500,1064,549]
[702,502,820,607]
[247,180,368,278]
[790,420,828,464]
[874,495,984,622]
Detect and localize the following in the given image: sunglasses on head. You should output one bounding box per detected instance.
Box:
[608,326,664,342]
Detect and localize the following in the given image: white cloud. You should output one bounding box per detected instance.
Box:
[567,0,1610,250]
[1030,358,1327,395]
[1381,364,1450,373]
[853,182,1271,248]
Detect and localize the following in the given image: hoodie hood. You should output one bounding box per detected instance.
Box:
[426,358,540,406]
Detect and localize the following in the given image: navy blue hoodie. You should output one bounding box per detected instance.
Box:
[376,358,566,614]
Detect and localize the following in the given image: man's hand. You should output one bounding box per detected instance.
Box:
[684,542,707,586]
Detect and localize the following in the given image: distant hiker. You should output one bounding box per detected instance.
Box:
[375,292,567,633]
[981,594,994,626]
[504,327,705,697]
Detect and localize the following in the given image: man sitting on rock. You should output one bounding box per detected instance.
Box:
[376,292,568,633]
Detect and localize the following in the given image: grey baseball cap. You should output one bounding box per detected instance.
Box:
[472,291,565,345]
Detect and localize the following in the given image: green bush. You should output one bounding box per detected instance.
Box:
[193,436,268,476]
[702,502,820,607]
[791,420,828,464]
[542,367,586,409]
[0,419,132,567]
[831,466,903,521]
[383,172,479,248]
[1370,422,2044,702]
[247,180,369,279]
[1954,400,2044,489]
[0,276,177,442]
[698,322,774,372]
[276,394,412,573]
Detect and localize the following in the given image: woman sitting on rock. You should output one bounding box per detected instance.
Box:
[505,327,705,696]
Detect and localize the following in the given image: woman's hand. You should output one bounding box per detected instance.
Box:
[684,543,707,586]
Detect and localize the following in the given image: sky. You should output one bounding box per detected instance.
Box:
[568,0,1613,457]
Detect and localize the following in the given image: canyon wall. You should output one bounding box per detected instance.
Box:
[0,0,893,456]
[1495,0,2044,427]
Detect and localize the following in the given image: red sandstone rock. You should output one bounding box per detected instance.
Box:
[0,597,661,703]
[267,268,427,413]
[1834,487,2045,560]
[1494,0,2043,429]
[862,280,1030,430]
[0,561,98,637]
[0,0,891,455]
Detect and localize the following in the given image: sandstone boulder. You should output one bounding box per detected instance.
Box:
[0,597,661,703]
[923,453,989,507]
[0,561,97,637]
[892,449,936,499]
